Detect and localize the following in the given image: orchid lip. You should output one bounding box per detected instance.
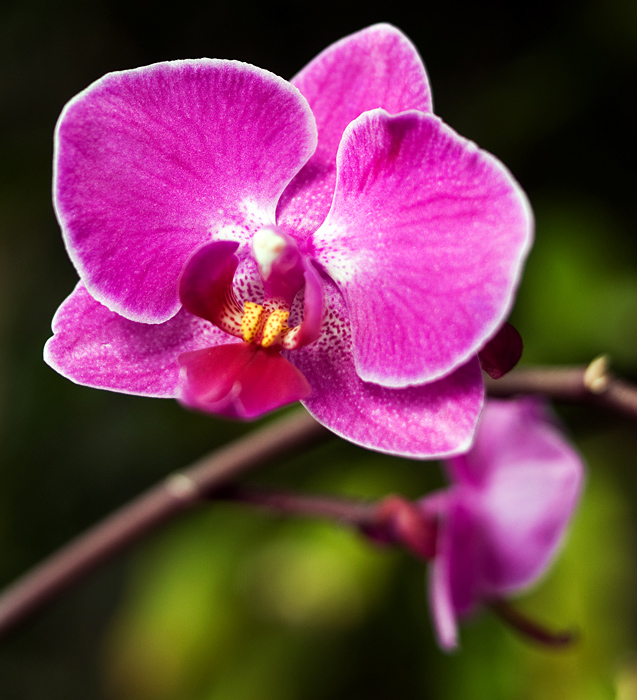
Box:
[179,234,324,352]
[175,228,324,418]
[178,342,312,419]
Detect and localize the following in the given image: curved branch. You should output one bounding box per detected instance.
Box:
[0,409,330,640]
[486,359,637,420]
[217,484,377,526]
[3,360,637,641]
[490,599,577,647]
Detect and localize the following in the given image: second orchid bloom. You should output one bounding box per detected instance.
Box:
[422,398,584,649]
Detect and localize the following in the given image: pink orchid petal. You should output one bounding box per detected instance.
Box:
[420,492,460,649]
[289,280,483,458]
[44,283,227,396]
[277,23,431,239]
[179,240,243,336]
[178,343,311,419]
[470,399,584,595]
[314,109,533,388]
[443,494,488,616]
[281,259,324,350]
[428,514,459,651]
[421,488,485,624]
[55,59,317,324]
[297,259,324,346]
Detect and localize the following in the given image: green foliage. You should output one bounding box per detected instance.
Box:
[514,198,637,370]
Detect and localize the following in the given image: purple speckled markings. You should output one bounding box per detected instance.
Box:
[45,24,533,458]
[421,398,584,649]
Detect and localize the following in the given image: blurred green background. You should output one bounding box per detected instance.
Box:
[1,0,637,698]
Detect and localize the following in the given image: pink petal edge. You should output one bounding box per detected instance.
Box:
[44,283,229,397]
[289,279,484,458]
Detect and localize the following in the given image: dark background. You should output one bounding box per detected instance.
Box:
[1,1,637,698]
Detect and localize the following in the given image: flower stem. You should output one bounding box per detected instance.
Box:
[216,484,377,526]
[486,359,637,420]
[1,361,636,641]
[0,409,330,640]
[490,599,578,647]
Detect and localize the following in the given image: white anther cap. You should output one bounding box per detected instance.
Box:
[252,226,287,279]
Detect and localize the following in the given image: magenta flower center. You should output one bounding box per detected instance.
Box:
[174,227,324,419]
[239,301,289,347]
[214,226,323,352]
[241,226,314,350]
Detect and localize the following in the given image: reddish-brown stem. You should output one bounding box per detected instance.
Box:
[0,409,329,640]
[486,363,637,420]
[490,599,578,647]
[217,484,378,527]
[1,362,636,642]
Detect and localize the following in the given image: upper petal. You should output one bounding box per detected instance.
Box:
[44,283,228,397]
[277,24,431,239]
[289,278,483,458]
[55,59,317,324]
[313,110,533,387]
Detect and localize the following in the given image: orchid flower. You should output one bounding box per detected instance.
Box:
[45,24,532,458]
[420,397,584,649]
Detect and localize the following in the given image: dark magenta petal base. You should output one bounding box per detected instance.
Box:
[178,343,311,419]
